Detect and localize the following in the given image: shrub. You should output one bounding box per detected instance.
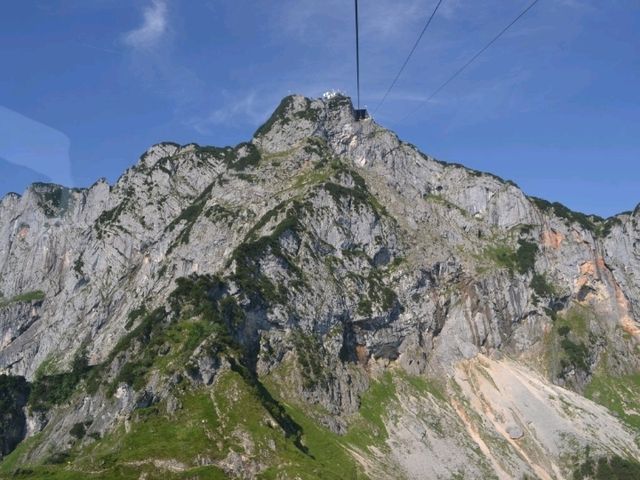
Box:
[573,454,640,480]
[29,352,92,412]
[380,287,397,311]
[125,305,148,330]
[560,338,590,372]
[531,273,555,297]
[69,422,86,439]
[43,451,71,465]
[515,239,538,274]
[73,258,84,276]
[230,142,261,171]
[357,297,373,316]
[486,245,517,273]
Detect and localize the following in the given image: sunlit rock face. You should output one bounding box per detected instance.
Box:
[0,94,639,479]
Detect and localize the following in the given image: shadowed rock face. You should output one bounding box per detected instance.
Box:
[0,94,639,478]
[0,375,29,458]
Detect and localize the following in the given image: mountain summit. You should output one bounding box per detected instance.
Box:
[1,94,640,479]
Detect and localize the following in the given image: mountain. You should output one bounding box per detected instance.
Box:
[1,94,639,480]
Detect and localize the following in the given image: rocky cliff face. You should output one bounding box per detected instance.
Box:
[0,94,639,479]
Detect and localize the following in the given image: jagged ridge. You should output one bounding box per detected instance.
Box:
[0,94,639,479]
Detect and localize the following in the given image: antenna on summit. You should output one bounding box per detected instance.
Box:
[354,0,368,121]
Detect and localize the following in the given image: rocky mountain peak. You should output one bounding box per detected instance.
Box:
[1,94,640,479]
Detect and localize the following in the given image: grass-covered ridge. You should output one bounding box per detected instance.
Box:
[1,276,405,479]
[530,196,622,237]
[1,367,373,479]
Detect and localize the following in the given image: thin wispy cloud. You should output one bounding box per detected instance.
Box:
[190,90,282,134]
[122,0,169,50]
[118,0,598,139]
[119,0,204,119]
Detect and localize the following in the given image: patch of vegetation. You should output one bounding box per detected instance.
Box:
[69,422,88,440]
[545,306,595,380]
[230,201,308,307]
[515,239,538,274]
[165,183,217,252]
[156,265,168,278]
[289,97,321,124]
[292,330,329,390]
[321,170,387,217]
[229,142,261,171]
[422,193,469,216]
[106,307,174,394]
[42,451,72,466]
[291,167,333,191]
[597,216,623,238]
[485,245,518,273]
[94,186,135,239]
[531,273,555,298]
[124,305,147,331]
[557,307,590,337]
[303,136,330,159]
[32,184,73,218]
[228,359,307,452]
[484,239,539,276]
[357,297,373,316]
[530,197,618,237]
[254,96,296,137]
[355,266,399,317]
[398,371,447,403]
[0,290,45,308]
[73,258,84,276]
[572,451,640,480]
[343,372,396,449]
[32,355,59,379]
[29,352,92,412]
[380,286,397,311]
[585,372,640,430]
[234,172,255,182]
[559,338,590,372]
[103,274,251,396]
[426,157,519,188]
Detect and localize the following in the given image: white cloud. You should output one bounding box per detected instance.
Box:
[189,90,277,134]
[122,0,168,50]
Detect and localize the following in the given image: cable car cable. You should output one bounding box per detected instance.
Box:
[373,0,446,116]
[398,0,540,124]
[355,0,362,110]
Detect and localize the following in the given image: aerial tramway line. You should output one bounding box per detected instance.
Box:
[352,0,541,124]
[353,0,368,121]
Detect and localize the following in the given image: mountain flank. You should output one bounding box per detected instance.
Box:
[1,94,640,479]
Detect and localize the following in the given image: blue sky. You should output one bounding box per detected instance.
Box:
[0,0,638,216]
